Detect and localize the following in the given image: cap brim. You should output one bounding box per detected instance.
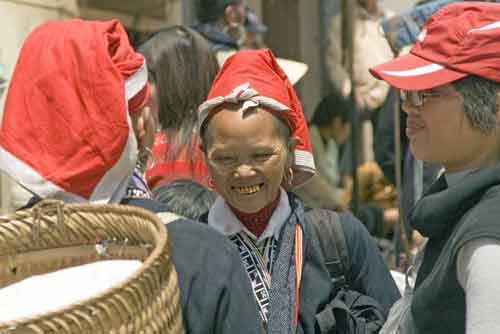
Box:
[369,53,468,90]
[216,50,308,86]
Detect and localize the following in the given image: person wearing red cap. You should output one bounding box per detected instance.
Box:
[0,19,262,334]
[198,49,399,333]
[370,2,500,334]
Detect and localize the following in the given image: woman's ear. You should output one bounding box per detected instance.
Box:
[288,136,300,151]
[131,106,155,151]
[131,112,145,149]
[286,136,300,166]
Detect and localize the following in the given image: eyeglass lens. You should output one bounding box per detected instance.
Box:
[400,90,423,107]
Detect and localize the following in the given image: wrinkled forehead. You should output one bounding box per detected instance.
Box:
[202,105,290,143]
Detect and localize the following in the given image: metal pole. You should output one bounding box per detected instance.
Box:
[341,0,360,215]
[393,95,403,268]
[393,95,411,270]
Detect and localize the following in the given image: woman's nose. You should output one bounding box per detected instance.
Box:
[233,164,257,178]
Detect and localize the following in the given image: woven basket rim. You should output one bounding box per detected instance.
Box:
[0,201,181,332]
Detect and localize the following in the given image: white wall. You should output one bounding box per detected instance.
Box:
[381,0,415,13]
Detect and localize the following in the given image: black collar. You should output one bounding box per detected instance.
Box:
[409,164,500,238]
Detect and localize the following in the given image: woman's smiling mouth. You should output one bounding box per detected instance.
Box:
[406,117,425,138]
[232,183,265,195]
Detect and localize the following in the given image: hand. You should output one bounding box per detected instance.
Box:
[355,90,366,110]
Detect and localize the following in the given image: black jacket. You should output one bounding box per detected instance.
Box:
[408,165,500,334]
[123,197,262,334]
[192,22,238,52]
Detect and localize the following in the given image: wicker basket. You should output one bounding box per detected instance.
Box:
[0,200,184,334]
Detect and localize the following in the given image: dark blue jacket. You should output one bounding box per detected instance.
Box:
[23,195,262,334]
[198,194,400,333]
[122,197,262,334]
[192,22,238,52]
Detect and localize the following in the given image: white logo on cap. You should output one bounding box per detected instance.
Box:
[418,29,427,43]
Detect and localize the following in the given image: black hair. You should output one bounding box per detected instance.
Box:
[195,0,242,23]
[310,90,353,128]
[138,26,219,160]
[153,179,216,221]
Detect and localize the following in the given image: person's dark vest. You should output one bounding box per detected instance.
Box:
[407,166,500,334]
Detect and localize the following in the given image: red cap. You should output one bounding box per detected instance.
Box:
[370,2,500,90]
[0,19,149,202]
[198,49,316,187]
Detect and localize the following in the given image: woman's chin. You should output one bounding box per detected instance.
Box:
[230,201,265,214]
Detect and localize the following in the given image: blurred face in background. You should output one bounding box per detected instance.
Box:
[224,1,247,45]
[332,118,351,146]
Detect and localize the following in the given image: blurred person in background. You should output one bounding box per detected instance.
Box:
[139,26,219,190]
[242,6,267,49]
[308,90,352,207]
[0,19,261,334]
[326,0,394,163]
[310,90,398,237]
[154,179,216,221]
[193,0,246,52]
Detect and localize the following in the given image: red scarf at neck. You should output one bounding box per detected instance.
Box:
[229,193,281,238]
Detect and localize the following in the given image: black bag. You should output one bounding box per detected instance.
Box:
[307,209,386,334]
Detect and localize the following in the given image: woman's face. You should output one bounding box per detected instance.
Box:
[403,84,499,172]
[204,106,294,213]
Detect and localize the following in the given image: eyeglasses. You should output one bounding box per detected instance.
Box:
[400,89,460,107]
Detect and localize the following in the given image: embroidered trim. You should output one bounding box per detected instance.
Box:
[230,233,277,324]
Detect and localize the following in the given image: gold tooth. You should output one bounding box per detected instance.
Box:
[236,185,261,194]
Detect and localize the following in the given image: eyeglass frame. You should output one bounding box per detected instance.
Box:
[400,89,461,107]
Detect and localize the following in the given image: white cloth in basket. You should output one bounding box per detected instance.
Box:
[0,260,141,322]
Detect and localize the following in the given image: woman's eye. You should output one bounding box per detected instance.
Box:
[215,156,236,164]
[253,153,272,161]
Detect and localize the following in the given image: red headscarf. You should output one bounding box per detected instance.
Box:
[0,19,150,202]
[198,49,316,187]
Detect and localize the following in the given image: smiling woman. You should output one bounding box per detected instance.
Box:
[197,49,400,333]
[202,106,295,213]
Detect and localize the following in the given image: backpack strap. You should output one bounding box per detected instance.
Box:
[308,208,350,288]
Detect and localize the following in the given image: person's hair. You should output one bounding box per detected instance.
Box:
[195,0,242,23]
[199,107,292,152]
[153,179,216,221]
[138,26,219,159]
[453,75,500,135]
[310,90,352,128]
